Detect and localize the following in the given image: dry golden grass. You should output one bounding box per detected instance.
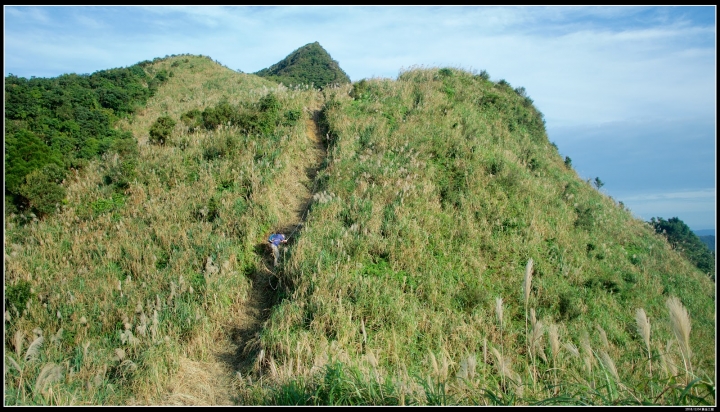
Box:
[161,357,236,406]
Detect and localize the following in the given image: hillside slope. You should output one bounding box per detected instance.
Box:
[253,68,716,403]
[4,57,715,406]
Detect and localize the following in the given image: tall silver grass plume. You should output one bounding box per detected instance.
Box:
[531,318,547,362]
[428,350,439,377]
[548,323,560,361]
[483,337,488,365]
[491,347,511,379]
[564,341,580,358]
[467,354,477,380]
[6,355,21,373]
[530,307,537,328]
[13,330,24,357]
[511,371,524,398]
[268,357,279,379]
[51,328,63,345]
[599,350,620,381]
[439,349,450,381]
[665,296,692,363]
[596,324,609,349]
[580,331,594,372]
[360,318,367,345]
[457,357,469,381]
[635,308,651,354]
[495,297,504,328]
[580,331,592,357]
[34,362,64,396]
[523,258,534,305]
[660,340,678,378]
[25,335,44,361]
[83,341,91,362]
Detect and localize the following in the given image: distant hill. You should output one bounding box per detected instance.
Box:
[254,41,351,88]
[699,235,715,251]
[694,229,715,236]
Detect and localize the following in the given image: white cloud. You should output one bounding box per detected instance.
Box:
[621,189,715,202]
[620,189,716,230]
[4,6,52,24]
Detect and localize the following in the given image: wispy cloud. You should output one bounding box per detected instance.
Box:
[619,189,716,230]
[621,189,715,202]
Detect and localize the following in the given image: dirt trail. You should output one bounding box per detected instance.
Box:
[160,104,326,406]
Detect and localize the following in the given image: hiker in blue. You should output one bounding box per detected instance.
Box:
[268,233,288,267]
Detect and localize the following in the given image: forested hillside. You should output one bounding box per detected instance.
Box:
[4,50,715,406]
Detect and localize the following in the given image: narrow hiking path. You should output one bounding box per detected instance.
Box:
[160,102,327,405]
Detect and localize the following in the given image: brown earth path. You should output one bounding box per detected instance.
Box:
[159,104,326,405]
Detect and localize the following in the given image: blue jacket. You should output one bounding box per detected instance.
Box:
[268,234,286,246]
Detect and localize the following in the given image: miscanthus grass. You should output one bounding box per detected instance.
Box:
[665,296,693,381]
[4,62,715,406]
[635,308,652,379]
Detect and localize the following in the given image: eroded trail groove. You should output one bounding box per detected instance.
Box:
[161,103,327,405]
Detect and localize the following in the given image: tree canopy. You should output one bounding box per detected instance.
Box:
[4,63,168,216]
[650,216,716,280]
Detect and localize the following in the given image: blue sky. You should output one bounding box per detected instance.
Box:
[4,6,716,232]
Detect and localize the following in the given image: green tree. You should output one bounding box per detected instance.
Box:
[5,129,64,195]
[19,166,67,217]
[650,217,715,279]
[149,115,176,145]
[593,177,604,190]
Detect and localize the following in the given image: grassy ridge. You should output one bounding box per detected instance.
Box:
[4,55,322,405]
[252,67,716,404]
[4,58,715,405]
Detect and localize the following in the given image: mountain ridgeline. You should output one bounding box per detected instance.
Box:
[3,45,716,406]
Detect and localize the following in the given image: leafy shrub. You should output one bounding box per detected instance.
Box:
[103,155,137,191]
[283,109,302,126]
[474,69,490,81]
[181,109,203,131]
[19,166,67,217]
[202,98,236,129]
[5,280,33,316]
[438,68,454,78]
[574,203,599,231]
[350,79,378,102]
[149,115,176,145]
[558,291,581,321]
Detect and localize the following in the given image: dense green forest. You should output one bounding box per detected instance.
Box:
[3,48,716,406]
[4,57,177,218]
